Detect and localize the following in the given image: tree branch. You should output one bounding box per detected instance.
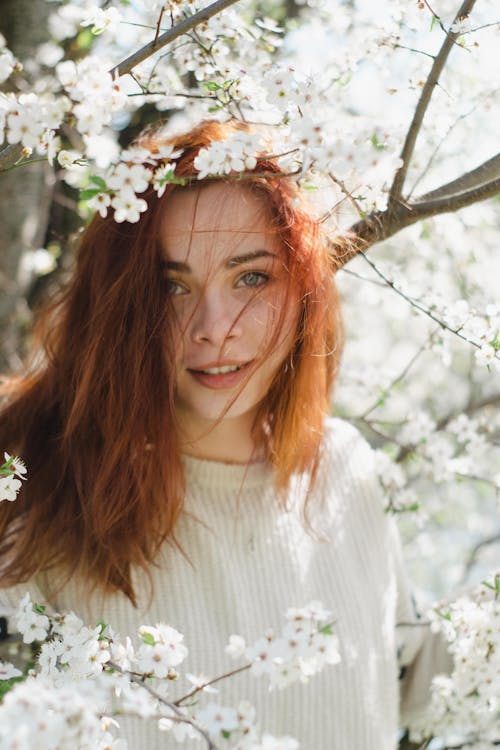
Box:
[0,144,27,171]
[417,151,500,201]
[332,175,500,266]
[389,0,478,203]
[107,661,219,750]
[461,532,500,582]
[0,0,242,172]
[110,0,241,78]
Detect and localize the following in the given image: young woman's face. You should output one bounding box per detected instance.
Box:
[160,182,300,433]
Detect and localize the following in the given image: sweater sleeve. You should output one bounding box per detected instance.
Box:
[390,518,454,726]
[326,417,453,725]
[328,418,453,726]
[0,580,48,638]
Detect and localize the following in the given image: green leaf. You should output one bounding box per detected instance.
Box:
[489,334,500,351]
[76,29,94,51]
[141,632,156,646]
[33,603,46,615]
[370,133,386,152]
[95,619,108,638]
[405,502,420,513]
[79,188,102,201]
[169,176,187,186]
[435,608,451,621]
[221,730,231,739]
[482,574,500,596]
[430,15,440,31]
[0,675,25,699]
[202,81,221,92]
[319,624,334,635]
[90,175,107,191]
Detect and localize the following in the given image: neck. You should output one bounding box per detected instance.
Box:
[176,410,262,464]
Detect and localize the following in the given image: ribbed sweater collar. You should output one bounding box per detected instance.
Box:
[182,454,274,490]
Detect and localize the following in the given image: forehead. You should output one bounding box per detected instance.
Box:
[160,182,281,260]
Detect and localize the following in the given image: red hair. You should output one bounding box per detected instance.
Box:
[0,120,343,604]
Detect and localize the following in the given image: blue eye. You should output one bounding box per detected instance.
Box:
[237,271,269,289]
[165,278,188,296]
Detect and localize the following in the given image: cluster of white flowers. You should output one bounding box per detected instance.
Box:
[2,91,67,158]
[0,0,495,228]
[0,0,445,220]
[0,33,19,84]
[56,56,129,139]
[226,600,340,690]
[0,594,340,748]
[408,575,500,748]
[69,142,182,222]
[0,452,26,503]
[0,673,125,750]
[193,132,264,179]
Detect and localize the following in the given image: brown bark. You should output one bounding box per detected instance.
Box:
[0,0,54,373]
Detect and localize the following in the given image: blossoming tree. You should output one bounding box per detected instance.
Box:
[0,0,499,748]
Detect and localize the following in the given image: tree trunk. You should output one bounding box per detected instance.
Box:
[0,0,54,373]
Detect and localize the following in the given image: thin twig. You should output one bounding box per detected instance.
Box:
[357,252,499,358]
[406,92,498,200]
[393,43,436,61]
[421,0,448,34]
[154,5,167,45]
[110,0,242,78]
[462,20,500,34]
[359,331,438,420]
[174,663,250,706]
[436,392,500,432]
[389,0,478,203]
[0,0,242,172]
[107,661,219,750]
[338,267,387,287]
[461,532,500,582]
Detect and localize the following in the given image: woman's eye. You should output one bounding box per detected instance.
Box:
[165,278,188,296]
[236,271,270,289]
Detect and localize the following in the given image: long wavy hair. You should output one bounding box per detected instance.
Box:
[0,120,344,604]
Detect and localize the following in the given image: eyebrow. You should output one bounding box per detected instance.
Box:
[161,250,278,273]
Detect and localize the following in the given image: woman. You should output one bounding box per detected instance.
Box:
[0,120,450,748]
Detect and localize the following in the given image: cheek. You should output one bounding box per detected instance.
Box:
[248,289,301,358]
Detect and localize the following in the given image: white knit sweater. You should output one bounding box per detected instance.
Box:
[0,418,451,749]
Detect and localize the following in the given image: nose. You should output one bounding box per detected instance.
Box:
[189,289,243,347]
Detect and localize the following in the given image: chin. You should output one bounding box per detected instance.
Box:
[176,387,261,423]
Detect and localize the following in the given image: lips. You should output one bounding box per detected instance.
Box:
[187,361,253,390]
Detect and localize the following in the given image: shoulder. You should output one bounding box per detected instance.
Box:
[309,416,385,519]
[320,416,378,480]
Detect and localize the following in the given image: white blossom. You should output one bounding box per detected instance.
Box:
[410,575,500,744]
[196,702,239,738]
[193,133,263,179]
[15,593,50,644]
[107,164,152,195]
[81,7,122,35]
[475,343,498,368]
[110,192,148,224]
[0,661,22,680]
[225,634,247,659]
[3,452,27,477]
[87,192,112,218]
[0,48,17,84]
[0,474,22,502]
